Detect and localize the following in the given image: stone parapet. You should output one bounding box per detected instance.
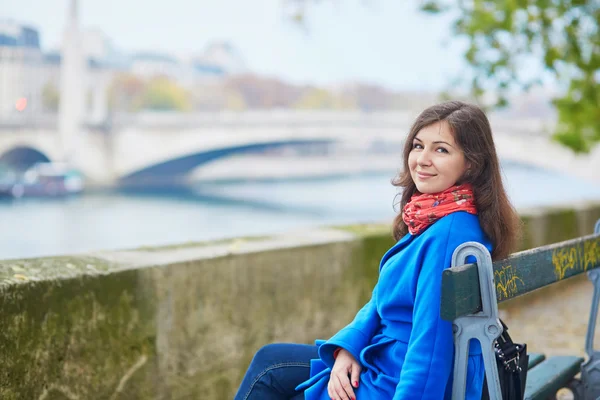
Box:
[0,202,599,399]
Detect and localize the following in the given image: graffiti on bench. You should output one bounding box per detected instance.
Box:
[441,234,600,321]
[552,237,600,281]
[495,264,524,300]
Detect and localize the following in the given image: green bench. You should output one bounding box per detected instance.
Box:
[442,219,600,400]
[527,353,545,370]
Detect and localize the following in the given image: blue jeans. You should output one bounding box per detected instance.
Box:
[234,343,319,400]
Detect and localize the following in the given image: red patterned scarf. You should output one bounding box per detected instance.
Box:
[402,184,477,235]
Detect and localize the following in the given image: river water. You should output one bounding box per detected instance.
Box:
[1,161,600,260]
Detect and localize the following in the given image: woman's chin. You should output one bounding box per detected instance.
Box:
[415,183,437,194]
[415,182,453,194]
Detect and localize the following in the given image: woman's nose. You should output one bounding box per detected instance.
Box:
[417,150,432,166]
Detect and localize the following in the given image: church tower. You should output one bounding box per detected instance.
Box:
[58,0,86,165]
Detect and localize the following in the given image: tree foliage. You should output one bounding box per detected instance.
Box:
[137,77,191,111]
[106,72,434,112]
[420,0,600,153]
[107,73,145,112]
[108,74,192,112]
[191,82,247,111]
[293,87,356,109]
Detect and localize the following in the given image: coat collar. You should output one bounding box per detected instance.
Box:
[378,233,415,271]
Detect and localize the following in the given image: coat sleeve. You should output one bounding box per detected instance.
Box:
[318,285,380,368]
[393,215,483,400]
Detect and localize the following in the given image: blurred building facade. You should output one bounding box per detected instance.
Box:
[0,20,46,118]
[193,41,246,79]
[131,40,246,85]
[0,19,114,122]
[131,52,183,81]
[0,14,246,122]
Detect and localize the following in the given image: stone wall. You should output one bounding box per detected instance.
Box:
[0,202,599,399]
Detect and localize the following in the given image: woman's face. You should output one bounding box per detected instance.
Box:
[408,120,469,194]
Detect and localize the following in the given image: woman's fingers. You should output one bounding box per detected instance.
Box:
[334,372,356,400]
[327,379,337,400]
[327,375,341,400]
[332,375,349,400]
[350,363,361,389]
[340,374,356,400]
[329,355,361,400]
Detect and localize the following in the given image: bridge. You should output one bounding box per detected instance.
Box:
[0,111,598,187]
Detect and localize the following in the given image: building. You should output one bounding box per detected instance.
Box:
[192,41,246,81]
[130,51,184,81]
[0,11,248,122]
[0,20,46,118]
[129,42,247,86]
[0,16,118,125]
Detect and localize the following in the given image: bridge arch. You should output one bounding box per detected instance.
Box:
[119,139,333,186]
[0,146,52,171]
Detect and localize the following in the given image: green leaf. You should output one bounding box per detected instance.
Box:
[553,130,589,153]
[418,0,600,152]
[421,1,446,13]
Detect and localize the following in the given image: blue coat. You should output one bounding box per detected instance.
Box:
[297,211,491,399]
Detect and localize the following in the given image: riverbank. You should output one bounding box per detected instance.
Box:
[0,201,598,399]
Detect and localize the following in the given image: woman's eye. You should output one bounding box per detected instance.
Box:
[436,147,449,154]
[412,143,423,149]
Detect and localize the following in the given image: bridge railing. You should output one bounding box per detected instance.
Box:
[0,111,553,138]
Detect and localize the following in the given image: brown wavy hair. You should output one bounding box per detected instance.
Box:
[392,100,521,260]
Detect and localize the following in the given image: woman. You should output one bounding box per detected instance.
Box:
[234,101,521,400]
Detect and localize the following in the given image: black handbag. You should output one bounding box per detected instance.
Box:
[481,319,528,400]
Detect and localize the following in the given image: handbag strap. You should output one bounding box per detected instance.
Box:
[495,319,523,373]
[514,372,523,400]
[496,319,526,400]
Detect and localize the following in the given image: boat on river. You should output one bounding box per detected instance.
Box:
[0,162,84,198]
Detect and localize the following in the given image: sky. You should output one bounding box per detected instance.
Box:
[2,0,468,91]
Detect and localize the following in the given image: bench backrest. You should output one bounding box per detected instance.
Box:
[441,232,600,321]
[445,220,600,400]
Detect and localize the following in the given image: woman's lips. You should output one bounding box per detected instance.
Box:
[416,171,436,179]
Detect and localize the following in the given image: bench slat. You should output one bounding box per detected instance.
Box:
[441,233,600,320]
[528,353,545,370]
[523,356,584,400]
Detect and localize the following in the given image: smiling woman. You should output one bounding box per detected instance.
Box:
[392,101,520,262]
[408,120,469,194]
[234,101,522,400]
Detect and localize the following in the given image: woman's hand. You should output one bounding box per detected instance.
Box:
[327,348,361,400]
